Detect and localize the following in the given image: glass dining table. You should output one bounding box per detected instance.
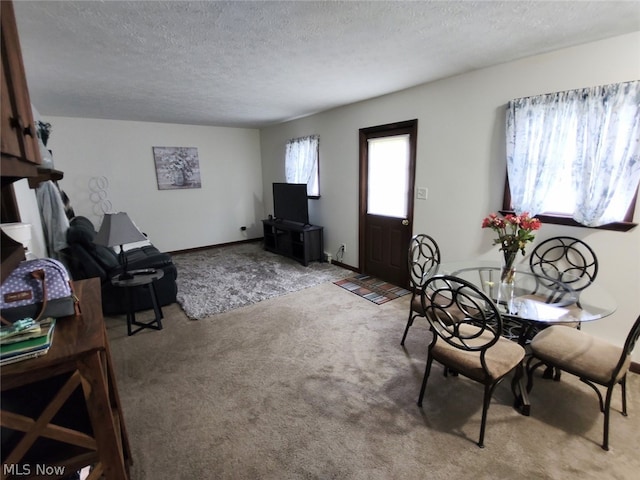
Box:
[434,260,618,415]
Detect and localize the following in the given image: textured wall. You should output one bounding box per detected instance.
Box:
[260,32,640,358]
[44,118,263,252]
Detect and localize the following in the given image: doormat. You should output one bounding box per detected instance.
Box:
[333,274,411,305]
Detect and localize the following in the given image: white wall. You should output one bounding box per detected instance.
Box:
[14,32,639,359]
[42,118,264,252]
[12,178,47,258]
[260,32,640,359]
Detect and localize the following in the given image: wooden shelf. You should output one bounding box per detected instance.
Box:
[0,156,38,186]
[27,167,64,188]
[0,229,25,283]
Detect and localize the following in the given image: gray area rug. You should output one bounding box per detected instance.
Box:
[172,241,350,319]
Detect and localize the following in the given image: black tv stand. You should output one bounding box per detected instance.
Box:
[262,219,324,266]
[272,218,311,227]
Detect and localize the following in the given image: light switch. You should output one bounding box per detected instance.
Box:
[416,187,428,200]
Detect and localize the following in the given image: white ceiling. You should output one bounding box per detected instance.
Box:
[13,1,640,128]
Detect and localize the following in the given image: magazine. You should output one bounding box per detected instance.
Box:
[0,318,56,366]
[0,318,39,341]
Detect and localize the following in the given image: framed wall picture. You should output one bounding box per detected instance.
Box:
[153,146,202,190]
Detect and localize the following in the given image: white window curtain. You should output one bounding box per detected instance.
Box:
[506,81,640,226]
[285,135,319,196]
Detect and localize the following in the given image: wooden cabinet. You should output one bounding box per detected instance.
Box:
[1,278,133,480]
[1,0,41,180]
[1,0,51,280]
[263,219,324,266]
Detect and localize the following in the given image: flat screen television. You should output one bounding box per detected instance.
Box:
[273,183,309,225]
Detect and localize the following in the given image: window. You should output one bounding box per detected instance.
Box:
[504,81,639,231]
[285,135,320,198]
[366,134,411,218]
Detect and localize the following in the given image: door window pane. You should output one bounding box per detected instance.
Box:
[367,135,410,217]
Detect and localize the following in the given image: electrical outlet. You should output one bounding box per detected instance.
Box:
[416,187,428,200]
[340,243,346,253]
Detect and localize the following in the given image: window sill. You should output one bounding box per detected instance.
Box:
[499,211,637,232]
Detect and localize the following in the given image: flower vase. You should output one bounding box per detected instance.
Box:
[174,169,185,186]
[498,252,517,314]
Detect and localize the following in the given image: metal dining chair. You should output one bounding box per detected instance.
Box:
[528,236,599,379]
[417,275,526,447]
[529,236,598,293]
[400,234,441,346]
[526,314,640,450]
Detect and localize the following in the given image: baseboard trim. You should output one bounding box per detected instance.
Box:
[168,241,361,271]
[631,361,640,375]
[331,260,359,272]
[167,237,263,256]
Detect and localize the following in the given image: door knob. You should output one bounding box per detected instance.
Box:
[402,219,409,226]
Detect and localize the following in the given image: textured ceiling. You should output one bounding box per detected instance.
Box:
[13,1,640,128]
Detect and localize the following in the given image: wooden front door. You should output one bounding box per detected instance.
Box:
[359,120,417,288]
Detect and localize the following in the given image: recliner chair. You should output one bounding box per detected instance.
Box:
[62,216,178,316]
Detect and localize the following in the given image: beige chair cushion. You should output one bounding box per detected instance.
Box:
[530,325,630,385]
[431,324,525,382]
[418,291,467,320]
[411,295,425,315]
[413,289,447,315]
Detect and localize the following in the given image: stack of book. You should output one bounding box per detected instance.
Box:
[0,317,56,366]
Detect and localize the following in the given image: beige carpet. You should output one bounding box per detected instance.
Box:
[105,283,640,479]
